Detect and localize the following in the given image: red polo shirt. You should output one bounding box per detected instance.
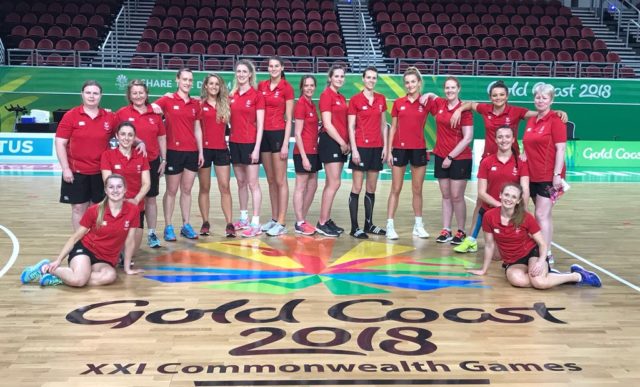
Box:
[431,98,473,160]
[477,154,529,210]
[391,95,429,149]
[258,79,295,131]
[293,96,319,155]
[229,87,266,144]
[115,104,166,161]
[319,87,348,142]
[56,106,117,175]
[100,148,150,211]
[348,91,387,148]
[80,201,140,266]
[155,93,200,152]
[476,103,527,157]
[198,100,228,150]
[522,111,567,182]
[482,208,541,264]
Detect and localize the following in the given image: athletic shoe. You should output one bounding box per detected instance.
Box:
[200,221,211,236]
[233,218,250,231]
[453,238,478,253]
[435,229,453,243]
[266,223,287,236]
[326,219,344,234]
[413,223,430,239]
[350,228,369,239]
[261,219,278,232]
[180,223,199,239]
[225,223,236,238]
[20,259,50,284]
[164,225,177,242]
[451,229,467,245]
[241,224,262,238]
[148,232,161,248]
[547,253,555,265]
[366,224,386,236]
[315,222,339,237]
[386,223,399,240]
[295,221,316,236]
[571,264,602,287]
[549,267,562,274]
[40,273,63,286]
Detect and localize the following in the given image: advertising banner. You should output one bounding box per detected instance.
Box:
[570,140,640,168]
[0,132,56,161]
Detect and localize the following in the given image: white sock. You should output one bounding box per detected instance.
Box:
[148,228,156,235]
[466,236,476,242]
[387,218,394,226]
[240,210,248,220]
[415,216,423,225]
[251,216,260,226]
[297,221,304,226]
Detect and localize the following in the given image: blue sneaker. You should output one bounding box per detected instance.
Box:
[164,225,177,242]
[180,223,198,239]
[571,264,602,287]
[40,273,64,286]
[148,232,161,248]
[20,259,50,284]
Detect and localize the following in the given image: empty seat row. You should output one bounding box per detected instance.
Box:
[154,0,335,12]
[145,17,339,35]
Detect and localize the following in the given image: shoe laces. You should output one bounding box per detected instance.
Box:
[455,230,465,238]
[440,229,451,237]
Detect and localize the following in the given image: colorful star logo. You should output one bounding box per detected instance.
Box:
[143,236,485,295]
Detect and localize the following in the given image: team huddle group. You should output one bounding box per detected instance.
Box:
[19,57,602,289]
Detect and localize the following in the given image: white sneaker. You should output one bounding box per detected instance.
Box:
[266,223,287,236]
[413,223,430,238]
[386,223,399,240]
[261,219,278,232]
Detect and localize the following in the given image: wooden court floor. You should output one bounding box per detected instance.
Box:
[1,176,639,387]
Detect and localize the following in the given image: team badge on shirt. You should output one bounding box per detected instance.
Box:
[378,104,384,112]
[78,121,85,126]
[512,167,519,176]
[148,118,155,125]
[128,117,135,122]
[124,220,130,229]
[103,122,111,131]
[114,164,122,170]
[491,166,497,171]
[245,100,252,107]
[362,106,368,110]
[173,105,180,110]
[400,106,406,111]
[203,107,209,112]
[493,228,500,234]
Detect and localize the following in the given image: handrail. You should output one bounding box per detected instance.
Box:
[605,0,623,37]
[627,19,640,44]
[620,0,640,23]
[0,37,6,65]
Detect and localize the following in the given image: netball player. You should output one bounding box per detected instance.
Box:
[20,174,143,287]
[347,66,388,239]
[258,57,295,236]
[468,183,601,288]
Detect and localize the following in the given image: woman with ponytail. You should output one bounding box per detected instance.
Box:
[468,183,601,289]
[20,174,143,288]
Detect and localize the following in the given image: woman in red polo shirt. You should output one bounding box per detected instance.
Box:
[258,57,295,236]
[292,75,321,235]
[196,73,235,238]
[101,122,150,255]
[55,80,118,232]
[385,67,431,240]
[346,66,388,239]
[316,65,350,237]
[20,174,144,287]
[468,183,601,288]
[228,59,266,238]
[116,79,166,249]
[152,68,204,242]
[454,125,529,254]
[522,83,567,263]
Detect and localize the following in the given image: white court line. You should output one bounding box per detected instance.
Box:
[0,225,20,279]
[462,194,640,293]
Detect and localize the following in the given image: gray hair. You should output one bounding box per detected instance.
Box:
[533,83,555,99]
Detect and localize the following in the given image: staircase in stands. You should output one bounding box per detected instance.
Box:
[101,0,155,67]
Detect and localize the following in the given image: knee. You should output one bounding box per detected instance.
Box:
[103,270,118,285]
[236,177,247,188]
[199,182,211,193]
[218,182,231,195]
[248,179,260,191]
[390,185,402,196]
[530,276,551,290]
[507,272,530,288]
[411,184,422,196]
[66,275,89,288]
[535,209,552,222]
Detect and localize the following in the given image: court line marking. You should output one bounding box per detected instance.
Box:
[0,225,20,279]
[462,194,640,293]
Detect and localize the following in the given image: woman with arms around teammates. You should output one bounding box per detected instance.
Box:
[152,68,203,242]
[292,75,321,235]
[346,66,388,239]
[228,59,266,237]
[116,80,167,248]
[315,65,350,237]
[468,183,601,289]
[258,57,295,236]
[100,122,150,256]
[196,74,235,238]
[55,80,118,232]
[454,126,530,254]
[20,174,144,287]
[385,66,430,240]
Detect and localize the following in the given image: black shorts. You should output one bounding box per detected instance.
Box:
[165,150,198,175]
[349,147,383,171]
[229,142,261,165]
[260,129,286,153]
[138,210,145,229]
[147,157,161,197]
[318,132,348,164]
[433,155,472,180]
[391,148,429,167]
[502,246,550,271]
[530,181,553,199]
[68,240,114,267]
[294,153,323,173]
[60,172,104,204]
[203,148,231,167]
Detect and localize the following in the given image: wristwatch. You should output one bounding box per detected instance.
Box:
[447,155,454,161]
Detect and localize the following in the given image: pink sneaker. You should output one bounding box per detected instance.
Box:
[233,218,250,230]
[241,224,262,238]
[295,221,316,236]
